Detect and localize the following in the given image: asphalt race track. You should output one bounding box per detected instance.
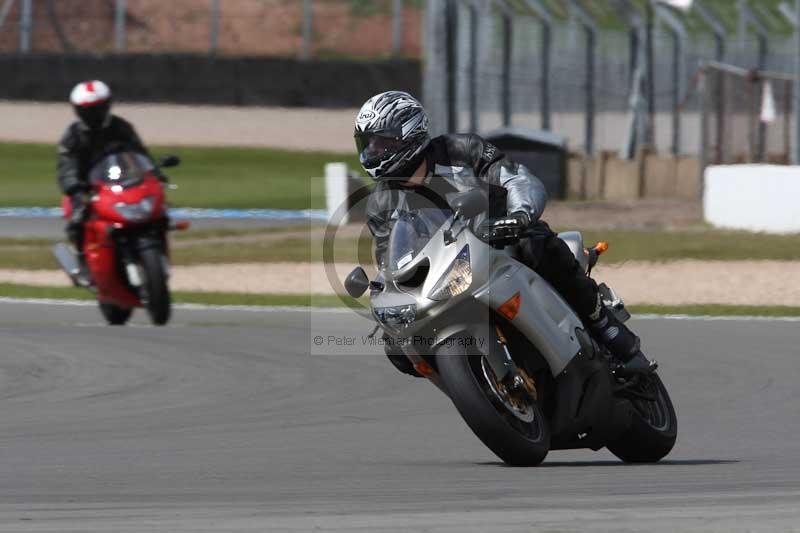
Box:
[0,300,798,532]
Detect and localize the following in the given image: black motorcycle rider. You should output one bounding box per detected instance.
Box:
[57,80,159,282]
[356,91,656,376]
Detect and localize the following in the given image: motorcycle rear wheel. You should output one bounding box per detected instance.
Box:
[436,337,550,466]
[98,302,132,326]
[140,248,171,326]
[608,373,677,463]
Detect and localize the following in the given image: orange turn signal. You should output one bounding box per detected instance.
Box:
[414,361,435,377]
[498,292,521,321]
[594,241,609,255]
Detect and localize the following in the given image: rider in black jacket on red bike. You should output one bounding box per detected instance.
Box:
[355,91,656,377]
[57,80,160,280]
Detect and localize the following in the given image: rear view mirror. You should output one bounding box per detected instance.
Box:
[158,155,181,168]
[344,267,370,298]
[450,189,488,219]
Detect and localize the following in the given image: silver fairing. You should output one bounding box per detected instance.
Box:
[371,220,586,376]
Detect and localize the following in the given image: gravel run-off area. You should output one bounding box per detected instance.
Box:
[2,259,799,306]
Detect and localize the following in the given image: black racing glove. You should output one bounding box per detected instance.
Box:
[477,211,531,247]
[68,191,90,225]
[153,167,169,183]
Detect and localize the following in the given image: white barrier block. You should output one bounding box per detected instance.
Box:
[325,162,349,225]
[704,165,800,234]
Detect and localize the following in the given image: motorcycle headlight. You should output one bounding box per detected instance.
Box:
[114,196,156,221]
[374,304,416,326]
[428,245,471,301]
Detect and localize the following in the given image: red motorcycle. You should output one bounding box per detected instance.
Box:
[53,151,188,326]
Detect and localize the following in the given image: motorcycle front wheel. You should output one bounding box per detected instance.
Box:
[436,336,550,466]
[139,248,171,326]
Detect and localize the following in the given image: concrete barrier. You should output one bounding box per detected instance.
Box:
[602,155,641,200]
[0,54,421,108]
[643,155,676,198]
[565,153,702,201]
[675,157,700,200]
[704,165,800,233]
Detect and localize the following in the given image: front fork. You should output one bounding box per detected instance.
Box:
[115,230,168,289]
[486,324,539,403]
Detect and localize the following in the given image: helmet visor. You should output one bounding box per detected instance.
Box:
[355,130,407,161]
[75,101,110,130]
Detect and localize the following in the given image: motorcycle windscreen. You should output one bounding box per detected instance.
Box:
[89,151,154,189]
[388,209,449,274]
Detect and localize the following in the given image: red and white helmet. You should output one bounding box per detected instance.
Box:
[70,80,112,130]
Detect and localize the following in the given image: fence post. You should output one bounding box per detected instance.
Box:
[699,66,709,200]
[301,0,312,60]
[756,35,768,161]
[777,0,800,163]
[501,11,512,127]
[445,0,458,132]
[523,0,553,131]
[540,24,551,130]
[645,2,655,146]
[569,0,597,155]
[796,0,800,163]
[392,0,404,56]
[693,1,727,163]
[210,0,220,56]
[422,0,447,135]
[114,0,126,52]
[19,0,31,53]
[738,0,770,161]
[468,2,479,133]
[655,3,687,156]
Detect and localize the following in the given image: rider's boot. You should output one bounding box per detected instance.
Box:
[72,250,91,288]
[587,301,657,375]
[67,223,91,287]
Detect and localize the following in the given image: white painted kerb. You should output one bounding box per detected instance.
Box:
[704,165,800,233]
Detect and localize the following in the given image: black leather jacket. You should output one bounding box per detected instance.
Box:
[366,134,548,266]
[57,115,152,196]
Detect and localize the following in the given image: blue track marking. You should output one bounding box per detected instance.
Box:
[0,207,328,221]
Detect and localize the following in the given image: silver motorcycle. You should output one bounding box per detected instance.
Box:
[345,189,677,466]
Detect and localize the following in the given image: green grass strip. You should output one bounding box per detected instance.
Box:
[628,304,800,317]
[0,142,362,209]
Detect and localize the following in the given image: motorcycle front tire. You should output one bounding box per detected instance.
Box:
[436,336,550,466]
[140,248,171,326]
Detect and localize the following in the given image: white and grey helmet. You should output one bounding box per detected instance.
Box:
[354,91,430,180]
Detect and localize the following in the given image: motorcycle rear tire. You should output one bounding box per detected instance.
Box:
[608,374,677,463]
[436,337,550,466]
[98,302,132,326]
[140,248,171,326]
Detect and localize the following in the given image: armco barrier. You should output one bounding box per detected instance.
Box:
[704,165,800,234]
[0,54,421,108]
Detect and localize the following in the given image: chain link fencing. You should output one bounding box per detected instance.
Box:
[424,0,799,161]
[0,0,421,58]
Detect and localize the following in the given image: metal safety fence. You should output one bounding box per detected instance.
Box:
[697,61,794,167]
[423,0,800,159]
[0,0,420,59]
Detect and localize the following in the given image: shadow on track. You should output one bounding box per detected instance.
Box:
[475,459,740,468]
